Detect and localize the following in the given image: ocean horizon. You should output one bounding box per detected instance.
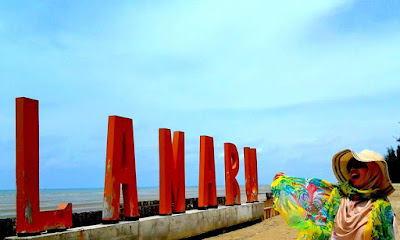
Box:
[0,185,270,219]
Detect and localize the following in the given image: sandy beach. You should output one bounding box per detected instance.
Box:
[205,215,400,240]
[204,216,298,240]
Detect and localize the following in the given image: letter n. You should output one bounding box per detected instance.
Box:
[159,129,185,215]
[244,147,258,203]
[16,97,72,235]
[102,116,139,222]
[198,136,217,209]
[224,143,240,205]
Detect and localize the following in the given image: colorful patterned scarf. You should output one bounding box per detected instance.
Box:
[271,176,395,240]
[337,181,383,201]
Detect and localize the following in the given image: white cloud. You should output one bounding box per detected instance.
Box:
[83,0,399,111]
[4,0,399,113]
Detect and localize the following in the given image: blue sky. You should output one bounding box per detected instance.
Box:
[1,0,400,189]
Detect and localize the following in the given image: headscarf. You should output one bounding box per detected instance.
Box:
[332,162,383,240]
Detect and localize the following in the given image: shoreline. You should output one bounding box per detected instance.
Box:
[0,185,271,218]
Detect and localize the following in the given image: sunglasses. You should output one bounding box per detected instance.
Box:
[347,159,367,172]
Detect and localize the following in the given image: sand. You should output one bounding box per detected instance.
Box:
[205,215,400,240]
[204,216,298,240]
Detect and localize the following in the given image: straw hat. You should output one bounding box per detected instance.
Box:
[332,149,395,196]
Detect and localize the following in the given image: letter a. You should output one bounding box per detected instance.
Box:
[102,116,139,222]
[159,129,185,215]
[244,147,258,203]
[198,136,217,209]
[16,97,72,235]
[224,143,241,205]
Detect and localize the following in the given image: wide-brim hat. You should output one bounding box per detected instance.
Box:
[332,149,395,196]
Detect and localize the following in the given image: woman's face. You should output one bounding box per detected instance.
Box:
[347,159,369,188]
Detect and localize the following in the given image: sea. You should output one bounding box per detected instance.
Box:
[0,185,270,219]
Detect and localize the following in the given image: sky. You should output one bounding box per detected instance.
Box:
[1,0,400,190]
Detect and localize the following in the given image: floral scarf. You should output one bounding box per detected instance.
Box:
[271,176,395,240]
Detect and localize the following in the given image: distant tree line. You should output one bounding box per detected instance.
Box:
[385,136,400,183]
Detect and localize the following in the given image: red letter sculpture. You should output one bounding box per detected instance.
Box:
[102,116,139,222]
[16,97,72,235]
[224,143,241,205]
[159,129,185,215]
[244,147,258,203]
[198,136,217,209]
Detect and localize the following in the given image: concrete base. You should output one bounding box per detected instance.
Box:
[6,202,263,240]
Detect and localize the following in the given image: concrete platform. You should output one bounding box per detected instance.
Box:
[6,202,263,240]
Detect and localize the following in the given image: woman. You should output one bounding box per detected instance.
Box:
[272,149,397,240]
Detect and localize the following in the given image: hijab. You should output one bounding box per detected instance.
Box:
[332,161,383,240]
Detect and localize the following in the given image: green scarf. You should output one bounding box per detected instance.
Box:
[337,181,383,201]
